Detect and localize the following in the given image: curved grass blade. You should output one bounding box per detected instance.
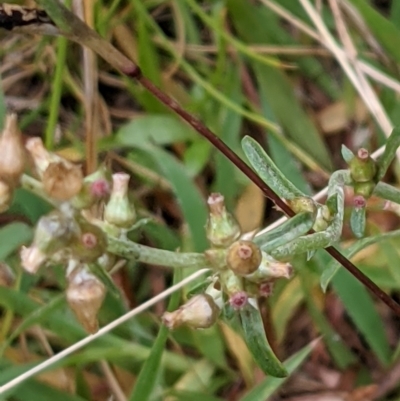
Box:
[239,302,287,378]
[321,229,400,291]
[242,136,305,200]
[239,339,317,401]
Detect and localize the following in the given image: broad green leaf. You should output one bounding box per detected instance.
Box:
[239,340,316,401]
[321,229,400,291]
[116,115,196,148]
[10,189,53,224]
[0,222,33,261]
[332,269,391,366]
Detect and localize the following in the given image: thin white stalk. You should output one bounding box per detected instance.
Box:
[0,268,210,395]
[298,0,393,137]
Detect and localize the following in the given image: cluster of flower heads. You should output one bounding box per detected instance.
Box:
[162,193,292,330]
[0,114,136,333]
[0,114,293,334]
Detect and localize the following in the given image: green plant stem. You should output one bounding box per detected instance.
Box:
[45,35,68,149]
[20,175,57,206]
[107,236,208,269]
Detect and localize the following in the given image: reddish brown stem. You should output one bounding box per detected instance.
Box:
[132,72,400,316]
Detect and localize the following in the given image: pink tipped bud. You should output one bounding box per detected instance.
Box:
[206,193,241,248]
[0,114,25,184]
[259,282,274,297]
[72,165,111,209]
[0,180,13,213]
[226,240,262,276]
[229,291,248,310]
[162,294,220,330]
[245,252,293,283]
[104,173,136,228]
[357,148,369,160]
[66,267,106,333]
[354,195,366,209]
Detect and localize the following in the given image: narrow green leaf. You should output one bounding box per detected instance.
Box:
[128,269,182,400]
[350,207,366,239]
[116,115,196,148]
[242,136,305,199]
[254,212,314,252]
[377,127,400,181]
[348,0,400,64]
[0,222,33,261]
[299,267,356,369]
[239,303,287,378]
[240,340,316,401]
[341,145,354,163]
[320,229,400,291]
[332,269,391,366]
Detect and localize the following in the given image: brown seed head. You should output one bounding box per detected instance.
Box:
[226,240,261,276]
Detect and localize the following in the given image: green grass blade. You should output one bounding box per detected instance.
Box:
[239,340,316,401]
[332,269,391,366]
[320,229,400,291]
[377,126,400,181]
[128,269,183,401]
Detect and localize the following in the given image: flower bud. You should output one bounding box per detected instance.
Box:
[226,240,261,276]
[353,181,375,198]
[70,220,108,262]
[42,161,83,201]
[353,195,366,209]
[245,251,292,283]
[259,282,274,297]
[349,148,377,183]
[0,114,26,184]
[162,294,220,330]
[72,165,111,209]
[286,196,316,214]
[66,267,106,333]
[205,193,241,248]
[229,291,248,310]
[104,173,136,228]
[0,180,13,213]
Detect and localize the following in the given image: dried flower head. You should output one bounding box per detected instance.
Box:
[66,267,106,333]
[42,161,83,201]
[162,294,220,330]
[0,114,25,184]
